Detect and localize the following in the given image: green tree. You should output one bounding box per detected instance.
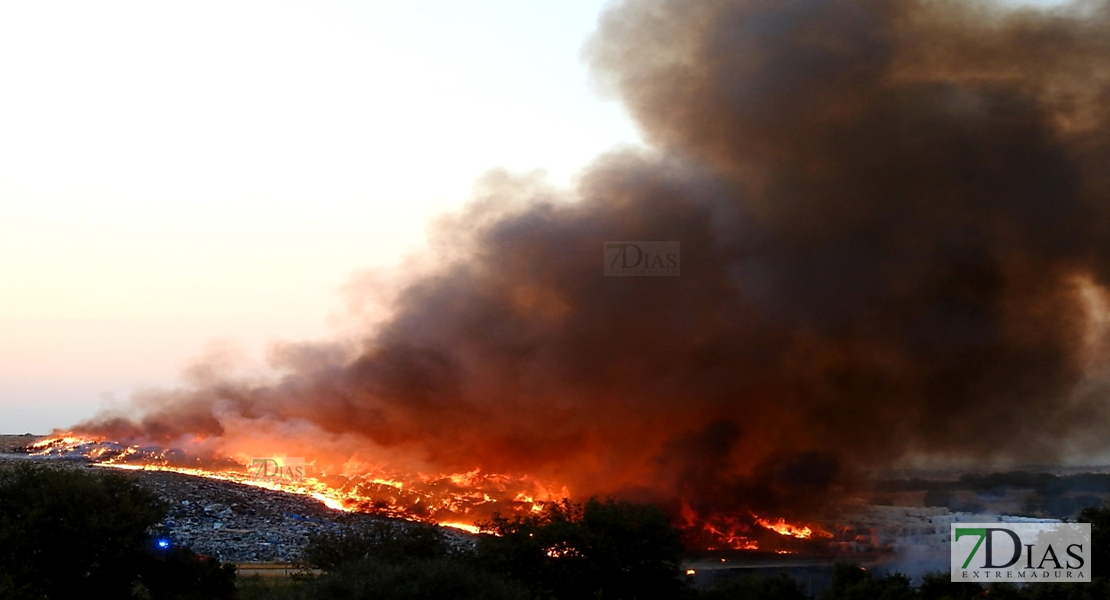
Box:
[258,520,528,600]
[301,520,452,571]
[0,464,167,599]
[1076,503,1110,580]
[918,572,983,600]
[476,497,687,600]
[137,545,237,600]
[0,464,236,600]
[822,563,917,600]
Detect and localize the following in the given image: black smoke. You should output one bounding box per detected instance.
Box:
[79,0,1110,517]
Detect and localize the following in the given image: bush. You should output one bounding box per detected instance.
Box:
[246,557,531,600]
[137,545,237,600]
[1077,503,1110,580]
[0,464,167,599]
[302,520,453,571]
[822,563,916,600]
[918,572,984,600]
[278,519,530,600]
[0,463,236,600]
[476,497,687,600]
[700,573,808,600]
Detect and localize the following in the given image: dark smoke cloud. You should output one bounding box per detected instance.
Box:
[80,0,1110,514]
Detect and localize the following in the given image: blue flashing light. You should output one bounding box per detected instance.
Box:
[156,538,171,549]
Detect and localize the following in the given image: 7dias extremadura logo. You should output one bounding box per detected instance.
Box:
[950,523,1090,582]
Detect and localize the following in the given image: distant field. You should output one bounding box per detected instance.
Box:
[0,434,44,453]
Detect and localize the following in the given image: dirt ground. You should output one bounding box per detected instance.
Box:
[0,434,44,453]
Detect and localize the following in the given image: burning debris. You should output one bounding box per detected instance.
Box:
[0,450,475,563]
[130,470,365,563]
[25,436,557,527]
[46,0,1110,551]
[26,435,829,553]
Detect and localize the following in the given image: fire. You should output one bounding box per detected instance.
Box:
[702,521,759,550]
[755,516,813,539]
[27,435,561,528]
[677,500,828,551]
[102,462,359,512]
[26,434,830,552]
[440,522,482,534]
[543,543,582,558]
[28,436,83,449]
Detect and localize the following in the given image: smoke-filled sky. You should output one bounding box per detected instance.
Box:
[47,0,1110,522]
[3,0,1094,505]
[0,0,639,433]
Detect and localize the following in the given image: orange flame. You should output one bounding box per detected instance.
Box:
[27,435,830,551]
[755,516,813,539]
[28,435,561,528]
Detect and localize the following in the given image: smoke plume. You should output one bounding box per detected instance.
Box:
[78,0,1110,517]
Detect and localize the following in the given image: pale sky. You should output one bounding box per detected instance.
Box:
[0,0,1069,434]
[0,0,640,433]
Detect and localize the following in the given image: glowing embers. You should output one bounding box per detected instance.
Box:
[544,542,584,558]
[679,500,829,552]
[702,520,760,551]
[27,435,560,528]
[680,501,758,551]
[28,434,830,551]
[754,516,813,539]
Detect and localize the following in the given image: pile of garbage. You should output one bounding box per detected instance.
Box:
[134,469,373,562]
[0,451,476,563]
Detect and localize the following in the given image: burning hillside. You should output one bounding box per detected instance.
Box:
[50,0,1110,552]
[26,435,831,552]
[25,436,556,528]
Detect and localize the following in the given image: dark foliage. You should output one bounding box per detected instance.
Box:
[1077,503,1110,580]
[822,564,916,600]
[699,573,808,600]
[0,464,236,600]
[278,519,530,600]
[242,557,531,600]
[476,497,687,600]
[137,545,237,600]
[0,464,167,599]
[301,520,452,571]
[917,572,984,600]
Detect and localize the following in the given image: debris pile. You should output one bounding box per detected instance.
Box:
[0,452,476,563]
[136,469,368,562]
